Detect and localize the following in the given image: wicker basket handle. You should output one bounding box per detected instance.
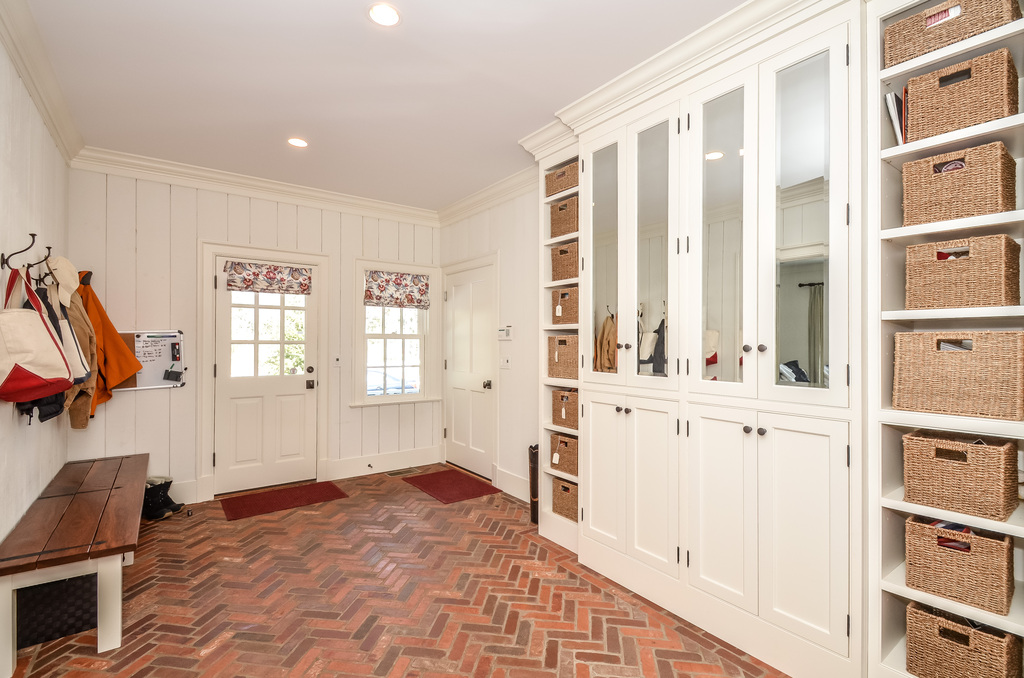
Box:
[938,67,971,88]
[936,625,972,648]
[923,2,962,30]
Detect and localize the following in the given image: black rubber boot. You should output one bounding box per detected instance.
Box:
[147,476,185,513]
[142,482,171,521]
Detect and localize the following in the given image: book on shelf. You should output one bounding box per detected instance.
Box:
[885,89,905,145]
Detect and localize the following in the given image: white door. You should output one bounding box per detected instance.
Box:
[688,404,758,613]
[443,264,496,479]
[580,391,626,550]
[214,257,318,494]
[625,396,678,577]
[757,412,849,655]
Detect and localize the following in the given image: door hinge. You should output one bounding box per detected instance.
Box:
[443,427,447,439]
[686,236,690,253]
[580,159,584,173]
[847,445,851,468]
[847,364,851,386]
[846,203,851,225]
[686,420,690,437]
[686,550,690,567]
[677,546,680,563]
[686,113,690,130]
[677,419,680,435]
[676,358,680,375]
[213,452,216,468]
[677,118,681,134]
[847,615,851,636]
[581,354,584,368]
[213,363,217,378]
[846,44,850,66]
[676,237,680,254]
[581,257,584,272]
[444,359,447,369]
[580,507,584,520]
[214,274,218,290]
[581,403,584,417]
[685,358,689,375]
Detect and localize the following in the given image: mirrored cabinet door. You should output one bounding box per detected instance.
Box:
[689,72,759,400]
[627,105,679,390]
[757,26,849,407]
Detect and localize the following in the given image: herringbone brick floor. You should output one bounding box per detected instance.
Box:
[14,464,791,678]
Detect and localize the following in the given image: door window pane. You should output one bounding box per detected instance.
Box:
[592,142,619,374]
[231,344,255,377]
[284,294,305,307]
[283,344,305,375]
[232,308,255,341]
[259,309,281,341]
[775,52,829,389]
[284,310,305,341]
[258,292,281,306]
[231,291,255,305]
[259,344,281,376]
[636,120,669,378]
[701,88,745,383]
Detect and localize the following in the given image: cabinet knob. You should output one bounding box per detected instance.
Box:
[624,408,632,414]
[743,425,752,434]
[624,343,633,350]
[615,406,623,413]
[616,343,623,349]
[757,344,768,353]
[757,427,767,436]
[742,344,752,353]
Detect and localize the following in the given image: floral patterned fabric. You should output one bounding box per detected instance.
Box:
[223,261,312,295]
[363,270,430,309]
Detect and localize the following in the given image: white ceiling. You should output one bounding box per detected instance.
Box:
[24,0,746,212]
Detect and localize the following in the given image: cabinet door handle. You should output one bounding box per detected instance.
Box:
[757,427,767,436]
[615,406,623,413]
[757,344,768,353]
[624,408,632,414]
[742,344,752,353]
[743,425,752,434]
[624,343,632,349]
[616,343,623,349]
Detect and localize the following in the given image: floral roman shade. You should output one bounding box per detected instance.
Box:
[223,261,312,295]
[363,270,430,309]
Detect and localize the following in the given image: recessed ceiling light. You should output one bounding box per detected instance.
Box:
[704,151,724,161]
[368,3,400,26]
[288,138,308,148]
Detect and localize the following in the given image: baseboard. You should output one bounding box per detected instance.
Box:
[167,479,198,506]
[494,468,529,503]
[320,446,443,480]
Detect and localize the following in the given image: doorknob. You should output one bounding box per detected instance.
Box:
[306,366,314,373]
[482,380,492,389]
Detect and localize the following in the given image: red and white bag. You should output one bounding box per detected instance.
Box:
[0,267,72,402]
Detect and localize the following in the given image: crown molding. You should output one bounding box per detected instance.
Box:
[518,120,577,161]
[0,0,83,162]
[437,166,536,226]
[71,146,441,227]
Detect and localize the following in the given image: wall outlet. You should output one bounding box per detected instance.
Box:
[500,356,511,369]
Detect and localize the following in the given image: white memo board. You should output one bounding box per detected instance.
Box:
[113,330,186,390]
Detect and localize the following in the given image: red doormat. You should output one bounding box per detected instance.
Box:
[403,469,501,504]
[220,482,348,521]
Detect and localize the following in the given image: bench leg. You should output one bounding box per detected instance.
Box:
[1,576,13,678]
[95,556,122,653]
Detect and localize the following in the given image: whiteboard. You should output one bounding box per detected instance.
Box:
[113,330,186,390]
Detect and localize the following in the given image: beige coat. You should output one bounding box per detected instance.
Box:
[594,315,617,373]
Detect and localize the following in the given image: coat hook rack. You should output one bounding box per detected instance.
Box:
[28,246,53,284]
[0,233,37,270]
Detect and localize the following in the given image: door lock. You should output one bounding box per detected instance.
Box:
[306,380,315,389]
[482,380,492,390]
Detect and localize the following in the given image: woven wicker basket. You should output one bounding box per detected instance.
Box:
[551,242,579,281]
[545,162,579,197]
[552,389,578,430]
[905,234,1021,309]
[551,287,579,325]
[550,433,578,476]
[550,196,579,238]
[906,602,1023,678]
[547,335,579,379]
[903,430,1019,521]
[907,49,1018,143]
[905,515,1014,614]
[884,0,1022,68]
[551,478,578,521]
[893,331,1024,420]
[903,142,1016,226]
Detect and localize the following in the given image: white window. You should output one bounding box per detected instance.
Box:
[364,305,422,396]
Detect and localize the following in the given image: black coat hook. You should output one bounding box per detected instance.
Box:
[0,233,37,270]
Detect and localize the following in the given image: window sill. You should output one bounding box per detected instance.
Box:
[348,396,441,409]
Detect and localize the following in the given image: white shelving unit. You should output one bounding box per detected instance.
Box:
[868,4,1024,677]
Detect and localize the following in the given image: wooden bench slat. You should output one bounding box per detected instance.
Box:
[37,490,109,568]
[113,454,149,489]
[78,458,123,493]
[0,495,74,576]
[39,462,93,498]
[92,485,145,558]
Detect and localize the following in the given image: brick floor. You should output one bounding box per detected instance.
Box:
[14,464,791,677]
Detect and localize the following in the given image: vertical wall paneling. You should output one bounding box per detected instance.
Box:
[169,186,199,485]
[135,181,172,476]
[362,217,379,259]
[249,198,277,249]
[277,203,298,251]
[338,213,363,459]
[104,175,138,458]
[399,223,415,264]
[361,407,379,456]
[399,403,416,451]
[297,206,323,254]
[414,402,433,449]
[227,194,250,244]
[469,212,489,258]
[378,219,399,262]
[379,405,401,454]
[320,210,342,460]
[197,190,229,242]
[414,225,433,266]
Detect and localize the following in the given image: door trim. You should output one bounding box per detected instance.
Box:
[197,241,330,502]
[441,253,499,480]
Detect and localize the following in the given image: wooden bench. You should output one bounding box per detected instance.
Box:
[0,454,148,678]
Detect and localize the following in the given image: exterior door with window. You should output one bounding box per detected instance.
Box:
[214,258,318,494]
[443,264,496,479]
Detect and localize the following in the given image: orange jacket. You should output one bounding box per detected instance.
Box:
[76,272,142,416]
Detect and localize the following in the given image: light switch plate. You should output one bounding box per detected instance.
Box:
[500,356,511,369]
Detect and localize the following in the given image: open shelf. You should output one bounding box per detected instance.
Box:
[543,277,579,289]
[881,305,1024,321]
[544,232,579,247]
[543,421,579,436]
[543,323,579,332]
[543,464,578,483]
[879,19,1024,83]
[880,210,1024,243]
[880,113,1024,162]
[878,408,1024,438]
[881,486,1024,538]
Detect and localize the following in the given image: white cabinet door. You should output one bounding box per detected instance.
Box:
[580,391,627,550]
[688,404,758,613]
[757,413,849,656]
[625,397,679,578]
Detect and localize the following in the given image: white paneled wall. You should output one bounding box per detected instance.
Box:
[440,189,539,498]
[66,169,442,502]
[0,43,69,540]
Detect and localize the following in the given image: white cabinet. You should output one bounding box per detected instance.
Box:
[689,405,850,655]
[580,103,680,391]
[687,26,851,408]
[581,391,679,578]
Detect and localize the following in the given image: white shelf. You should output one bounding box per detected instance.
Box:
[544,186,579,204]
[880,636,910,677]
[881,486,1024,538]
[880,210,1024,243]
[543,465,578,483]
[543,277,579,289]
[543,421,579,436]
[881,561,1024,637]
[543,377,578,389]
[879,19,1024,83]
[544,232,579,247]
[880,113,1024,163]
[878,408,1024,439]
[543,323,579,331]
[881,305,1024,321]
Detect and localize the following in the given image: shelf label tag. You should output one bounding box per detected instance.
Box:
[555,304,562,317]
[552,452,560,465]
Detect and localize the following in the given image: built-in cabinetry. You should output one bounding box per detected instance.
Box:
[867,2,1024,676]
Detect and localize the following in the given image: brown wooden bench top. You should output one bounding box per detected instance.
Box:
[0,454,149,577]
